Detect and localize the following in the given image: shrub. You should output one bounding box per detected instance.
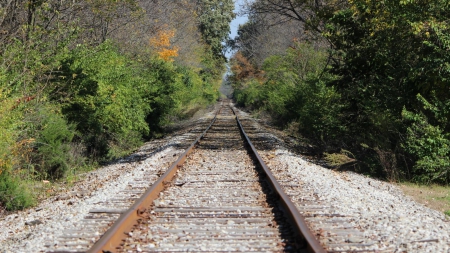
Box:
[402,94,450,184]
[34,107,76,178]
[0,92,21,175]
[232,42,342,144]
[58,42,151,158]
[0,172,34,211]
[234,79,265,109]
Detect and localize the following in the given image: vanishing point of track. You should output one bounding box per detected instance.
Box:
[85,100,324,252]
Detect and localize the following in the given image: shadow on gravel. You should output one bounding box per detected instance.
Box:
[104,144,176,166]
[237,117,362,173]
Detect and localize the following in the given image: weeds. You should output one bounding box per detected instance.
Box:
[0,173,35,211]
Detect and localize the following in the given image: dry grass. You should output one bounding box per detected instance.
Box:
[399,183,450,216]
[323,150,356,168]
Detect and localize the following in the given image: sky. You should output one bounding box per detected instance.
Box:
[230,0,248,38]
[225,0,249,59]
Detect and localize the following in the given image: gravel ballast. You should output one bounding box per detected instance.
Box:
[236,108,450,252]
[0,146,182,253]
[0,109,217,253]
[267,150,450,252]
[1,104,449,252]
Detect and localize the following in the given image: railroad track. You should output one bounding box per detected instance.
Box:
[233,110,401,253]
[74,100,322,253]
[2,100,443,252]
[42,100,398,253]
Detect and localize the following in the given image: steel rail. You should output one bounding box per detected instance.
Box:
[87,110,220,253]
[232,107,326,253]
[88,103,325,253]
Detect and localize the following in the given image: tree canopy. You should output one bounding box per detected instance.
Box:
[198,0,235,59]
[230,0,450,184]
[0,0,233,210]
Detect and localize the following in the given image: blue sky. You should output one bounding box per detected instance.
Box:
[226,0,249,58]
[230,0,248,38]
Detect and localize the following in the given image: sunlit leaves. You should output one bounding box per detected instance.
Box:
[198,0,235,58]
[149,29,179,62]
[402,94,450,184]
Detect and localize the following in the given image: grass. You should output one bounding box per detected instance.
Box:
[0,173,35,211]
[0,163,98,212]
[323,150,356,168]
[399,182,450,216]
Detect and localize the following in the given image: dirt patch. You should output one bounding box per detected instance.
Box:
[399,183,450,215]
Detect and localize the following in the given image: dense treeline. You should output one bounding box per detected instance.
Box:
[0,0,234,210]
[230,0,450,184]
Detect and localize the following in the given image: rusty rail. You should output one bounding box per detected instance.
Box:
[87,111,219,253]
[88,103,325,253]
[232,107,326,253]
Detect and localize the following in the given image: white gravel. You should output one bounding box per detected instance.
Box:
[0,146,182,253]
[0,109,216,253]
[1,103,449,252]
[271,151,450,252]
[236,105,450,252]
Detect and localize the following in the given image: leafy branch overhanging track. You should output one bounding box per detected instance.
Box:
[87,100,325,252]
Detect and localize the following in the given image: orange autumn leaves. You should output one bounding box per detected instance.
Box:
[149,29,179,62]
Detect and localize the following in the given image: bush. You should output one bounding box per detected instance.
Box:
[402,94,450,184]
[291,75,342,144]
[34,107,76,178]
[0,172,34,211]
[0,92,21,175]
[232,42,342,144]
[0,38,224,210]
[58,42,151,158]
[234,79,265,109]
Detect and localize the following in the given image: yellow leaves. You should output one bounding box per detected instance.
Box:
[12,138,34,160]
[411,22,425,35]
[149,29,179,62]
[150,29,174,48]
[157,48,179,62]
[410,21,436,39]
[399,0,416,5]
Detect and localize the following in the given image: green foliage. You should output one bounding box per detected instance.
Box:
[234,79,265,109]
[34,107,76,178]
[57,42,152,158]
[293,75,343,144]
[316,0,450,181]
[174,66,217,117]
[0,93,22,175]
[198,0,235,59]
[0,38,224,210]
[0,172,35,211]
[232,42,341,144]
[402,94,450,184]
[230,0,450,184]
[53,41,222,158]
[0,0,229,211]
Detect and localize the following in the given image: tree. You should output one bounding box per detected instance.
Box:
[322,0,450,181]
[197,0,235,59]
[231,11,309,67]
[149,29,179,62]
[243,0,347,35]
[0,0,229,210]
